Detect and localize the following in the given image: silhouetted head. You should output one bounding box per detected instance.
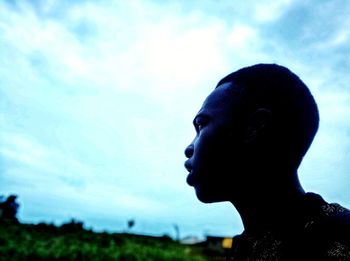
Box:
[184,64,319,203]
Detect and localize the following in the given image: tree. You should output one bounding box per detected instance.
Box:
[127,219,135,231]
[0,194,20,222]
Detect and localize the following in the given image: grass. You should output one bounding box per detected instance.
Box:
[0,220,210,261]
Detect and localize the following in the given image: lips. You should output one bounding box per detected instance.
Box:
[184,160,195,186]
[184,160,192,173]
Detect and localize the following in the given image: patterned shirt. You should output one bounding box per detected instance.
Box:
[228,193,350,260]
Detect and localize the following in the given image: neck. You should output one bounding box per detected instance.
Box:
[231,167,306,236]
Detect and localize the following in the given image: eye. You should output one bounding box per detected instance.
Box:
[194,116,208,133]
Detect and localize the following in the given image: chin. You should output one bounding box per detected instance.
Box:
[195,187,225,203]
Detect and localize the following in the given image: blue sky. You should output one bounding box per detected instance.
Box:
[1,0,350,239]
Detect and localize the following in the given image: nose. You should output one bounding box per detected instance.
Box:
[184,144,194,158]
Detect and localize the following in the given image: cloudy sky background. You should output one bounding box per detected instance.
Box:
[1,0,350,239]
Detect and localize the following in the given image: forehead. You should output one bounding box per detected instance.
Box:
[197,82,241,118]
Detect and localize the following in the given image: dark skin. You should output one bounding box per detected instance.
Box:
[184,82,307,236]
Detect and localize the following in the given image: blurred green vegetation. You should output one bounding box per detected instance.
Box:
[0,220,209,261]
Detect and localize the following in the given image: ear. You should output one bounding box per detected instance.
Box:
[245,108,272,143]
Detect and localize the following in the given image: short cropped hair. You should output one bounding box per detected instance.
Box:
[217,64,319,166]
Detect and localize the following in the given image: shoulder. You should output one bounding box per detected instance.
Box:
[304,192,350,226]
[305,193,350,259]
[318,199,350,237]
[321,202,350,225]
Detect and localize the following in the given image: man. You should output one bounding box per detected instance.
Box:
[184,64,350,260]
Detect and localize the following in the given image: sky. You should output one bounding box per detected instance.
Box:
[1,0,350,239]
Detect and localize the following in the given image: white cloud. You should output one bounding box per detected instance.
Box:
[1,133,53,172]
[253,0,292,22]
[227,24,257,47]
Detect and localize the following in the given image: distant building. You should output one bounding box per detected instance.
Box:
[180,235,204,245]
[202,235,233,256]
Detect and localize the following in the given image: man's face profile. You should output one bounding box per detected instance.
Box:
[184,82,245,203]
[182,64,350,260]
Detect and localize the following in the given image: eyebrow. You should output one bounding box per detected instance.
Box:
[193,112,209,126]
